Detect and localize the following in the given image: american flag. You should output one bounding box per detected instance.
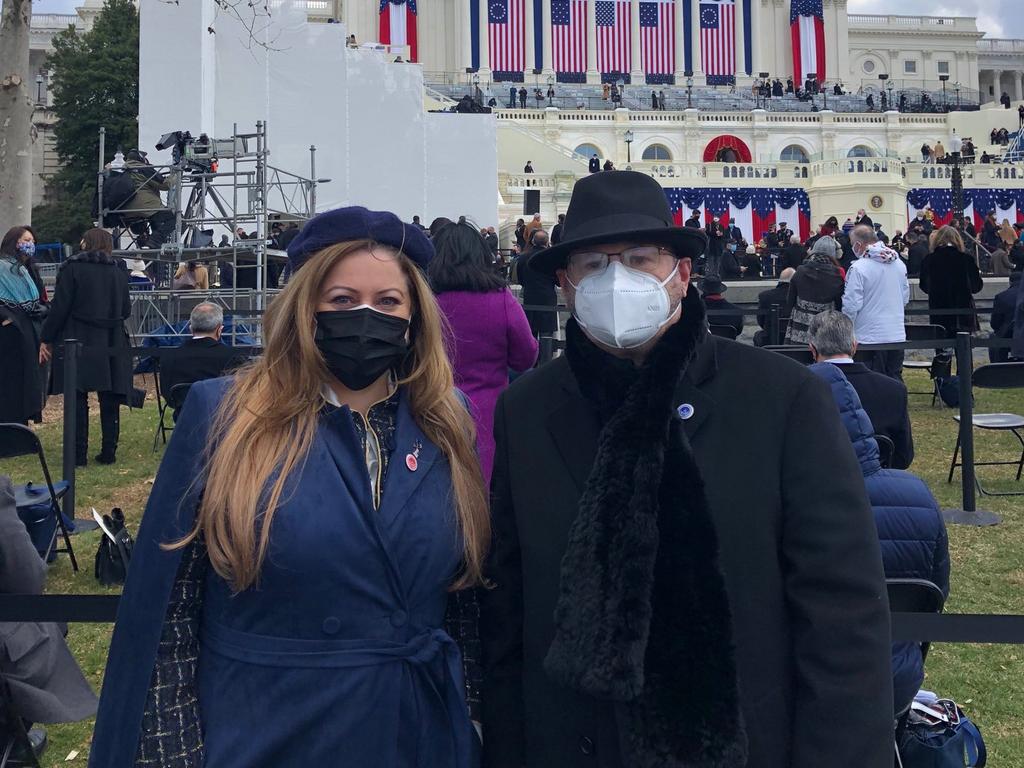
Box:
[639,1,675,80]
[489,0,524,75]
[552,0,587,75]
[790,0,825,83]
[700,0,735,85]
[596,0,630,77]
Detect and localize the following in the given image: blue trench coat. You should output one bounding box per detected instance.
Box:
[90,378,477,767]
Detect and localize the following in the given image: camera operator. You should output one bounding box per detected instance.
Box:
[123,149,175,249]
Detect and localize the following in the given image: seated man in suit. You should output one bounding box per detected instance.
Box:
[0,476,98,759]
[160,302,244,418]
[754,267,794,346]
[990,271,1022,363]
[809,310,914,469]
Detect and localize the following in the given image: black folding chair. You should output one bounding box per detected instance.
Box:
[153,359,174,451]
[0,677,40,768]
[0,424,77,571]
[763,345,814,365]
[902,324,949,407]
[708,323,739,340]
[888,578,946,768]
[876,434,895,469]
[166,384,193,423]
[947,362,1024,496]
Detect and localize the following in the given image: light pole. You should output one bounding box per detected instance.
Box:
[547,74,554,106]
[939,74,950,112]
[686,72,693,109]
[624,129,634,164]
[35,73,44,105]
[955,82,962,110]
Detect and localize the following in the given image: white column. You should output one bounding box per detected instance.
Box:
[690,0,705,83]
[1016,72,1023,103]
[542,0,554,77]
[462,0,473,73]
[525,0,536,73]
[586,0,599,82]
[674,0,686,80]
[630,0,644,82]
[734,0,746,81]
[749,0,761,78]
[993,69,1004,102]
[479,0,491,79]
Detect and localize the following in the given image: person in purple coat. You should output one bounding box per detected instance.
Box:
[430,222,539,484]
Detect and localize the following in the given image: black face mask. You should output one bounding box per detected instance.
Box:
[314,307,410,391]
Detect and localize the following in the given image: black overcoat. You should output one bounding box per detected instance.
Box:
[481,329,893,768]
[41,253,132,397]
[918,245,983,336]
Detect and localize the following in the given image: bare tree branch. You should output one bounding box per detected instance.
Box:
[156,0,283,51]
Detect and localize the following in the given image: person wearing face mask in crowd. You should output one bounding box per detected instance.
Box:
[91,207,489,767]
[704,214,726,278]
[481,171,893,768]
[842,225,910,381]
[0,226,48,427]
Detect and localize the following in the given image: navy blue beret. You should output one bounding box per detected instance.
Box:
[286,206,434,272]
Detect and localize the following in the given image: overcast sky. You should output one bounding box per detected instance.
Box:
[31,0,1024,38]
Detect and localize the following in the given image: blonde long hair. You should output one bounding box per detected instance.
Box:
[172,240,490,592]
[929,225,965,253]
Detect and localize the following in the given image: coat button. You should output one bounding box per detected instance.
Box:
[322,616,341,635]
[579,736,595,756]
[390,610,408,627]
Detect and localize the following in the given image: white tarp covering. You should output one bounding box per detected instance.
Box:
[138,0,497,225]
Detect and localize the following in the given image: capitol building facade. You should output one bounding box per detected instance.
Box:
[28,1,1024,240]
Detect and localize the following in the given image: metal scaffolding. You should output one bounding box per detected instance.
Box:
[95,122,323,340]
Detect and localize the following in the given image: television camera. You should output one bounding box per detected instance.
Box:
[155,130,239,173]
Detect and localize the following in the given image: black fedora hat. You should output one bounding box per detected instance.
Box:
[699,277,728,295]
[530,171,707,278]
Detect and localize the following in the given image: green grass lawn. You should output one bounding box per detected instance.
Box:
[3,369,1024,766]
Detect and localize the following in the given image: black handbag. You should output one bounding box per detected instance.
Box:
[95,507,134,586]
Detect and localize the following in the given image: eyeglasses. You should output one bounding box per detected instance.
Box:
[567,246,677,280]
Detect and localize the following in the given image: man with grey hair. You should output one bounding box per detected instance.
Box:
[809,310,914,468]
[843,224,909,380]
[160,302,244,418]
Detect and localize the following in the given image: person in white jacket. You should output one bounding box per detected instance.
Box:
[842,224,910,380]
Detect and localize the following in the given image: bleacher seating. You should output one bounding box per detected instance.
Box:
[429,80,980,115]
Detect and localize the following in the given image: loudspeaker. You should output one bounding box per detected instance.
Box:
[524,189,541,215]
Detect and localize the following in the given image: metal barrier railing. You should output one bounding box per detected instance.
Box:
[2,321,1022,651]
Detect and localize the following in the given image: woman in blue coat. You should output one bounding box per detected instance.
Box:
[90,207,490,767]
[809,361,950,716]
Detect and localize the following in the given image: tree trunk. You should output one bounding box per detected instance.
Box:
[0,0,33,226]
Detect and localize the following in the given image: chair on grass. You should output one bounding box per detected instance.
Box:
[166,384,193,424]
[947,362,1024,496]
[902,324,949,407]
[0,425,77,572]
[0,678,40,768]
[876,434,895,469]
[763,345,814,365]
[153,360,174,451]
[888,578,946,768]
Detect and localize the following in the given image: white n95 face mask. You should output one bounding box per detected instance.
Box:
[569,261,679,349]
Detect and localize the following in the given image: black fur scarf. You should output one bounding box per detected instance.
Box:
[545,291,748,768]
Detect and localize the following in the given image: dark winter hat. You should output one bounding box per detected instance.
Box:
[530,171,707,278]
[699,277,728,295]
[286,206,433,273]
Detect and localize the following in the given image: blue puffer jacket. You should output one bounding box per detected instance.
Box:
[809,363,950,715]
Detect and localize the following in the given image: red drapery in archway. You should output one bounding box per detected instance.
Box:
[703,135,753,163]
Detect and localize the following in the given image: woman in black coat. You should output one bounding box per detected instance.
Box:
[918,226,983,337]
[40,229,131,466]
[0,226,48,427]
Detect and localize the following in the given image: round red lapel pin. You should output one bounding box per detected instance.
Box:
[406,453,418,472]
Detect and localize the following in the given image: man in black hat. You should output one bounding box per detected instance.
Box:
[701,277,744,340]
[481,170,892,768]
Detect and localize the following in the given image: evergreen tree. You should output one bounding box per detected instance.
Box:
[31,0,139,244]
